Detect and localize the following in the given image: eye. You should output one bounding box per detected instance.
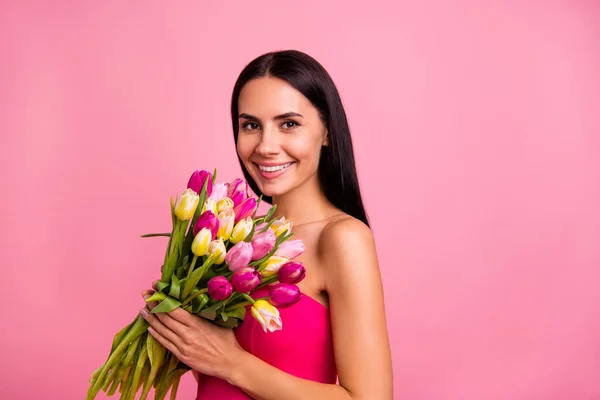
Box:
[281,120,300,130]
[241,122,260,131]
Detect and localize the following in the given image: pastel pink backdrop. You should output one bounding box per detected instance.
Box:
[1,1,599,399]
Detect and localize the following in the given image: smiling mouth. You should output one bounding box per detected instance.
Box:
[255,162,295,173]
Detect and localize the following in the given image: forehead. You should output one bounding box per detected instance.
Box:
[237,77,315,117]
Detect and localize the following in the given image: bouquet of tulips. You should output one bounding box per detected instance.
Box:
[87,169,307,400]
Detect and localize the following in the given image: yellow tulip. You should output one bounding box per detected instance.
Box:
[217,197,234,213]
[259,255,290,277]
[270,217,293,237]
[202,199,218,215]
[174,188,199,221]
[191,228,212,257]
[208,238,226,265]
[217,209,235,241]
[250,299,282,333]
[230,217,253,244]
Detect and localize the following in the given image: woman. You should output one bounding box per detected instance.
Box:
[140,50,393,399]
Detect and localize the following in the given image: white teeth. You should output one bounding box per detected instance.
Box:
[258,162,293,172]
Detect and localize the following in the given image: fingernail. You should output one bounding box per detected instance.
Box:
[143,294,150,300]
[148,327,155,335]
[140,308,148,317]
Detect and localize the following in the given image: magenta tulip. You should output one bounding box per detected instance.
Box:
[233,197,257,223]
[274,239,306,259]
[225,241,253,272]
[193,210,219,240]
[277,262,306,284]
[229,190,246,208]
[187,170,213,197]
[269,283,302,308]
[231,267,262,293]
[251,229,276,260]
[228,178,249,197]
[207,276,233,301]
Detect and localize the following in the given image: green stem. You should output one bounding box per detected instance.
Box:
[241,293,256,304]
[140,232,171,238]
[181,288,208,307]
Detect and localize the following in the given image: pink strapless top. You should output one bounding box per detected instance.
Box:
[195,288,337,399]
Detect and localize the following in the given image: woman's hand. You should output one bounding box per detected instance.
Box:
[140,282,245,381]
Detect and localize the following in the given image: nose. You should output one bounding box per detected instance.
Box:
[254,125,280,157]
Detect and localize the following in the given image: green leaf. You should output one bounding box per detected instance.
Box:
[214,316,241,329]
[198,301,224,321]
[225,306,247,321]
[156,281,170,293]
[168,275,181,299]
[192,294,210,314]
[151,296,182,314]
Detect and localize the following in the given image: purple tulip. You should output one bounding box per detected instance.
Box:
[233,197,257,223]
[193,210,219,240]
[269,283,302,308]
[228,178,249,197]
[187,170,213,197]
[277,262,306,284]
[274,239,306,259]
[229,190,246,208]
[225,241,253,272]
[207,276,233,301]
[231,267,262,293]
[251,229,276,260]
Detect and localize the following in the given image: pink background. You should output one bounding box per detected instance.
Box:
[1,1,599,399]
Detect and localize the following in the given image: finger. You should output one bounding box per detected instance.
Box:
[152,280,159,290]
[147,326,181,360]
[167,307,195,327]
[140,308,182,348]
[154,309,189,335]
[141,291,159,310]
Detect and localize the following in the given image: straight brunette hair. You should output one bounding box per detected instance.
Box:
[230,50,369,227]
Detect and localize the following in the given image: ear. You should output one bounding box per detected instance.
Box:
[322,130,329,147]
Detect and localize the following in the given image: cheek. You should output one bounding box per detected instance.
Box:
[236,136,253,161]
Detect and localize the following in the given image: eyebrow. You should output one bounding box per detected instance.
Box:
[238,112,304,121]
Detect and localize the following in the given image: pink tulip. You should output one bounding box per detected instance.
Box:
[228,178,249,197]
[274,239,306,259]
[277,262,306,284]
[187,170,213,197]
[233,197,257,223]
[269,283,302,308]
[207,276,232,301]
[230,190,246,208]
[208,182,228,203]
[251,229,276,260]
[225,241,253,272]
[193,210,219,240]
[231,267,262,293]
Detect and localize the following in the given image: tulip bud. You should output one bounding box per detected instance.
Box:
[269,283,303,308]
[187,170,213,197]
[217,209,235,241]
[225,241,253,272]
[191,228,212,257]
[233,197,257,222]
[277,262,306,284]
[202,199,218,215]
[208,182,228,203]
[259,255,289,277]
[207,276,232,301]
[193,211,219,240]
[217,197,234,213]
[230,190,246,208]
[230,217,253,244]
[251,229,276,260]
[270,217,293,237]
[208,238,226,265]
[251,299,282,333]
[174,188,200,221]
[274,239,306,259]
[228,178,249,197]
[231,267,262,293]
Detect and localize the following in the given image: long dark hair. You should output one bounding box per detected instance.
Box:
[230,50,369,227]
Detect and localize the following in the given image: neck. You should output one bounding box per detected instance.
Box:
[271,176,334,227]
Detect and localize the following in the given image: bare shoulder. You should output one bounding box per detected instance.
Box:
[317,215,379,283]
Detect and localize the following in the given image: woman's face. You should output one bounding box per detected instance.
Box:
[236,76,328,199]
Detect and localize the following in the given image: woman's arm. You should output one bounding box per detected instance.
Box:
[226,217,394,400]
